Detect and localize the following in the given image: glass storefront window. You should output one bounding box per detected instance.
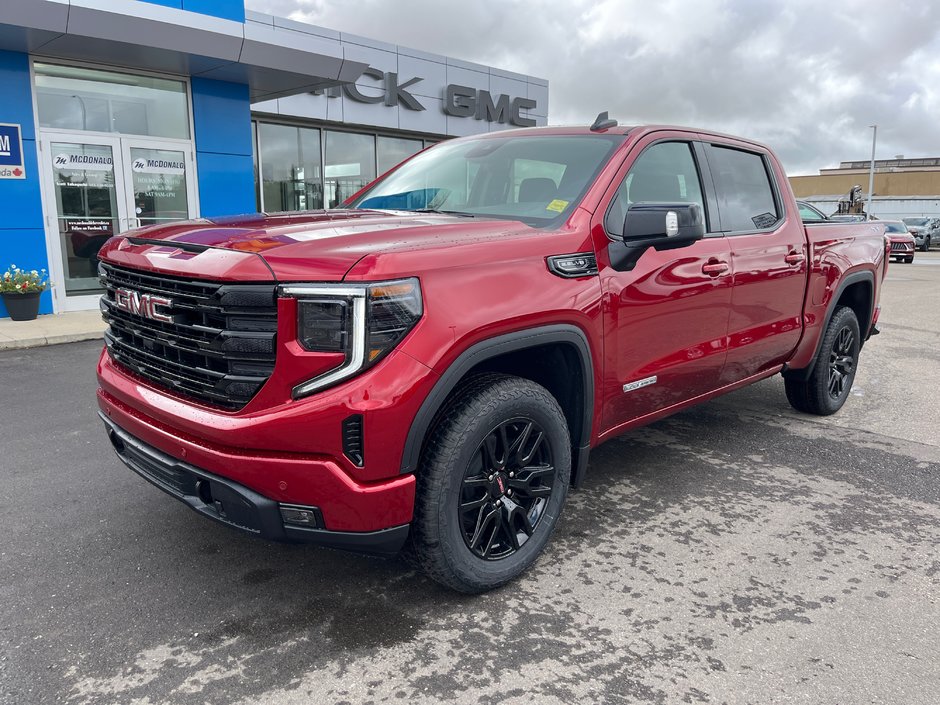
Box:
[325,131,375,208]
[35,63,190,139]
[259,123,323,212]
[377,136,423,176]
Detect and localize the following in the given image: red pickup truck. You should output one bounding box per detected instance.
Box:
[96,121,888,592]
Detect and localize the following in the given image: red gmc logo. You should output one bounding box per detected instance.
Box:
[113,288,174,323]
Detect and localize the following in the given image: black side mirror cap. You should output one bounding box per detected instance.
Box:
[608,202,706,271]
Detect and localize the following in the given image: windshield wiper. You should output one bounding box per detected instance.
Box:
[410,208,478,218]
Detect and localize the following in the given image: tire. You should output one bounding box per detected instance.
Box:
[905,256,914,263]
[406,373,570,593]
[920,237,930,252]
[784,306,861,416]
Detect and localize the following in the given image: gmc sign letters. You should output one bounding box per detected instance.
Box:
[314,69,537,127]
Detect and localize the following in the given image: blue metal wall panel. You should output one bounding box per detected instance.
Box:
[0,230,55,317]
[138,0,245,22]
[191,77,253,156]
[194,152,255,218]
[183,0,245,23]
[191,77,255,217]
[0,50,51,318]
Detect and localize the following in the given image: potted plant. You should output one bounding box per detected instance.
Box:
[1,265,50,322]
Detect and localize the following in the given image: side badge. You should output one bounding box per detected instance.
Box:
[623,376,657,393]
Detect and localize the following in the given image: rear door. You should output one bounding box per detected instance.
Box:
[594,135,733,432]
[702,140,808,383]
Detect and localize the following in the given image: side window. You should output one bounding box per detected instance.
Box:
[707,145,780,232]
[605,142,705,235]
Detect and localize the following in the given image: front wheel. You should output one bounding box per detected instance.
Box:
[407,374,570,593]
[785,305,861,415]
[921,237,930,252]
[905,256,915,264]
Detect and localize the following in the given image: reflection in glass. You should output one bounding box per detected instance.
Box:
[35,63,190,139]
[259,123,323,212]
[325,131,375,208]
[129,148,190,227]
[377,136,423,176]
[50,142,118,295]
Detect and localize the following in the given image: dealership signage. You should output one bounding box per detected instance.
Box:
[313,68,538,127]
[0,123,26,180]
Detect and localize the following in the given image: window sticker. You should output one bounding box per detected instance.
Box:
[546,199,569,213]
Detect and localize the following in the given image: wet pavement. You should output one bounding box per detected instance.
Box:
[2,254,938,705]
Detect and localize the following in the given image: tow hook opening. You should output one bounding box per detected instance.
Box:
[196,479,213,506]
[107,428,125,453]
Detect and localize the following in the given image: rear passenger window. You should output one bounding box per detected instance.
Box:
[707,145,779,232]
[605,141,705,235]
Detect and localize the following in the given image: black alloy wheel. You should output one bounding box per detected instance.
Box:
[827,326,856,401]
[459,418,556,560]
[784,305,861,416]
[407,373,571,593]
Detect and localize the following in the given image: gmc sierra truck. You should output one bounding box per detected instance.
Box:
[96,119,888,593]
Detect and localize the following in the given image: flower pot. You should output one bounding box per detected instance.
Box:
[2,291,42,321]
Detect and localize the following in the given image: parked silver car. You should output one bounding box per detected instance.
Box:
[902,217,933,251]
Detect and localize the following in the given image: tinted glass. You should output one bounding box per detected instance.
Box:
[903,217,928,226]
[35,63,189,139]
[377,136,423,175]
[258,123,323,212]
[884,222,907,233]
[352,134,622,225]
[606,142,705,234]
[708,145,779,231]
[798,202,826,220]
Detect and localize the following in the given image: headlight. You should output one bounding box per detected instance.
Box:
[280,278,422,399]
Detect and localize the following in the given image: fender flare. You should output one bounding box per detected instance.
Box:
[399,324,595,486]
[784,269,875,381]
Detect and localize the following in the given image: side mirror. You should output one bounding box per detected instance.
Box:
[608,202,706,272]
[622,202,705,249]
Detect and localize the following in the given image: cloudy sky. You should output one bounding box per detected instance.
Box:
[245,0,940,175]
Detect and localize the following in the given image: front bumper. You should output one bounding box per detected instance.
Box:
[100,412,409,556]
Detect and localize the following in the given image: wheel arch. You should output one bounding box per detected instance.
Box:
[400,324,595,487]
[785,269,874,382]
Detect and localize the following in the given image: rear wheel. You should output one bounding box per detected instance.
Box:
[785,306,860,416]
[407,374,570,593]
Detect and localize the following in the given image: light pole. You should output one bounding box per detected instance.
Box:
[866,125,877,219]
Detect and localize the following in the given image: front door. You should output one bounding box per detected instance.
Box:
[40,133,197,311]
[595,137,734,434]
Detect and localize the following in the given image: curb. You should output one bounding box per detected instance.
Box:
[0,331,104,351]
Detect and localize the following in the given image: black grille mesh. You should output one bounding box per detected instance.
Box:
[100,263,278,410]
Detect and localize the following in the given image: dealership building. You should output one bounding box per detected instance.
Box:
[0,0,548,318]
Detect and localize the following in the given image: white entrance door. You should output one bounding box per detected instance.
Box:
[40,133,197,312]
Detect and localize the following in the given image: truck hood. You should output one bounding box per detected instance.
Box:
[106,210,538,281]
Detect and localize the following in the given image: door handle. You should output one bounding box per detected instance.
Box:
[785,251,805,265]
[702,260,729,276]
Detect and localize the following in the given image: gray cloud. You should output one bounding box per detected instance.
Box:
[246,0,940,175]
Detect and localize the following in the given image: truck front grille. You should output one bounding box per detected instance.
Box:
[99,263,278,410]
[891,241,913,252]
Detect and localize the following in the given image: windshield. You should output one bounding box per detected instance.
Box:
[349,134,623,225]
[885,222,908,233]
[902,217,928,226]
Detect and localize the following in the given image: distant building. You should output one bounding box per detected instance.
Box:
[789,157,940,220]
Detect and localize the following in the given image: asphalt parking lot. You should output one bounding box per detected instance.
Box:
[2,254,938,705]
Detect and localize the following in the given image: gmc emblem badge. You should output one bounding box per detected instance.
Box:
[113,288,174,323]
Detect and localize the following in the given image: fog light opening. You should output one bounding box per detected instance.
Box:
[280,504,321,528]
